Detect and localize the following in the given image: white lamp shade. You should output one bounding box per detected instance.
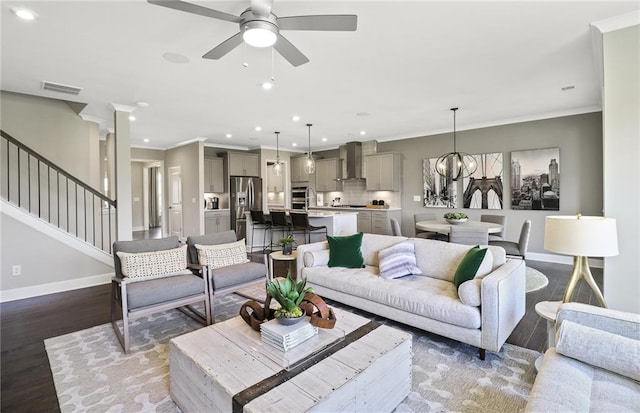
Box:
[544,215,619,257]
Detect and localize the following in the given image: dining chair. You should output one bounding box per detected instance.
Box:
[481,214,507,241]
[414,212,448,241]
[390,218,402,236]
[290,211,328,244]
[449,225,489,246]
[489,219,531,259]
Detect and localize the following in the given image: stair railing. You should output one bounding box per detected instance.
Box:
[1,130,117,254]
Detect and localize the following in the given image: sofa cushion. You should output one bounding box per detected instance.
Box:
[210,261,266,289]
[458,278,482,307]
[378,241,422,279]
[556,320,640,382]
[195,239,249,269]
[303,250,330,267]
[327,232,364,268]
[304,266,481,329]
[116,245,188,280]
[361,233,408,266]
[414,239,498,283]
[126,273,205,309]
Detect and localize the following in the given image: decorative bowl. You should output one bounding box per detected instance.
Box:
[446,218,468,224]
[276,314,305,325]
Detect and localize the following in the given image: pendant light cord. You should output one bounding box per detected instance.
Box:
[275,131,280,161]
[307,123,313,156]
[451,107,458,153]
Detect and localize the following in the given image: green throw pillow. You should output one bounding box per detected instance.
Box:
[453,246,488,288]
[327,232,365,268]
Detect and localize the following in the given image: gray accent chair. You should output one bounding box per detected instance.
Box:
[111,236,211,354]
[480,214,506,241]
[449,225,489,245]
[489,219,531,259]
[390,218,402,236]
[186,230,268,318]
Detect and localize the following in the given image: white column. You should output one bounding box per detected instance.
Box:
[111,104,136,241]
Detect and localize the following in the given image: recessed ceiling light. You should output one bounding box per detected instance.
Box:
[561,85,575,91]
[360,130,366,136]
[292,115,300,122]
[255,126,262,132]
[356,112,371,117]
[143,138,150,143]
[225,133,232,138]
[11,7,36,21]
[292,143,297,147]
[162,52,189,64]
[322,137,328,142]
[129,115,136,121]
[261,81,274,90]
[136,101,149,107]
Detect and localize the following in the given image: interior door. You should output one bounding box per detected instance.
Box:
[168,166,182,237]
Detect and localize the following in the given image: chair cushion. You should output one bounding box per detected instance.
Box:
[488,240,521,256]
[378,241,422,279]
[210,261,266,290]
[327,232,365,268]
[116,245,188,280]
[196,239,249,269]
[126,273,205,310]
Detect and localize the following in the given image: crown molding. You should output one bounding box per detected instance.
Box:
[591,10,640,34]
[167,137,207,149]
[110,103,136,113]
[79,114,105,125]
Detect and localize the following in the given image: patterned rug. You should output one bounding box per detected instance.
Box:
[526,267,549,293]
[45,292,540,412]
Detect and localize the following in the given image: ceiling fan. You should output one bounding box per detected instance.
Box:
[148,0,358,67]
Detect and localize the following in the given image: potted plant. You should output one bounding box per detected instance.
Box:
[266,274,314,324]
[444,212,469,224]
[279,235,296,255]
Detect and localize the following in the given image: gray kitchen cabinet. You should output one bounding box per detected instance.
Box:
[315,158,342,192]
[204,157,224,193]
[357,209,402,235]
[290,156,311,183]
[266,163,285,193]
[205,210,231,234]
[357,210,372,233]
[365,153,401,191]
[228,152,260,177]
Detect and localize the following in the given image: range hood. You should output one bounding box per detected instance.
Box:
[339,142,363,180]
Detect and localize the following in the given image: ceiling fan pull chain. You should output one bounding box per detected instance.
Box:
[243,41,249,68]
[271,47,276,82]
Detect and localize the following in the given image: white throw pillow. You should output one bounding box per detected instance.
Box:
[117,245,188,280]
[304,250,330,267]
[196,239,249,269]
[458,278,482,307]
[378,241,422,279]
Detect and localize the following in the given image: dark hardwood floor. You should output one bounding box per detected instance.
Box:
[0,258,602,412]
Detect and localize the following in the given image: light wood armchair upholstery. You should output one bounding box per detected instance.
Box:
[111,236,211,354]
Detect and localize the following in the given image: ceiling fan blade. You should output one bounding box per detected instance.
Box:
[202,32,244,59]
[273,34,309,67]
[277,15,358,31]
[148,0,241,24]
[250,0,273,18]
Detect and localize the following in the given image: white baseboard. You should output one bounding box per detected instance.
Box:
[132,226,145,232]
[0,272,113,303]
[527,252,604,269]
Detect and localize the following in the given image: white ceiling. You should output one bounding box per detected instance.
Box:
[2,1,638,152]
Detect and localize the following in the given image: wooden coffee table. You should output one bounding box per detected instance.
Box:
[169,307,412,412]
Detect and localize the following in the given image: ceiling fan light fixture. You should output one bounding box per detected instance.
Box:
[242,21,277,48]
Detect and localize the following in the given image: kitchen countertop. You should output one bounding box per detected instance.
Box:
[204,208,230,212]
[306,210,358,217]
[309,206,402,212]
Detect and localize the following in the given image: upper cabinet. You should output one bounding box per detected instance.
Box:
[315,158,342,192]
[365,153,401,191]
[266,163,285,193]
[290,156,311,183]
[227,152,260,177]
[204,157,224,193]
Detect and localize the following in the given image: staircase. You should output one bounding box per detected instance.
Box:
[1,130,117,255]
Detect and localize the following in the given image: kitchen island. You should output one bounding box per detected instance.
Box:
[309,206,402,235]
[245,210,358,252]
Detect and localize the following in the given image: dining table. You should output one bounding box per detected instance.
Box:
[415,220,503,235]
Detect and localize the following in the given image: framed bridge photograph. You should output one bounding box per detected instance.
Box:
[462,152,504,209]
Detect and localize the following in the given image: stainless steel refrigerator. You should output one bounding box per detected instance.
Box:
[230,176,263,241]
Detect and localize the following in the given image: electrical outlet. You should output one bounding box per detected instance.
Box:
[12,265,22,276]
[413,195,421,202]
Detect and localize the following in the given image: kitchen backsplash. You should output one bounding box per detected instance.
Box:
[320,180,401,207]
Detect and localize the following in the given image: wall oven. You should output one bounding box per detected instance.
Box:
[291,186,308,210]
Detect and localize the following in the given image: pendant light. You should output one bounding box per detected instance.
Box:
[304,123,315,174]
[273,131,283,176]
[435,108,477,181]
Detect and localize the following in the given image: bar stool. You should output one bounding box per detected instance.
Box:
[249,210,271,253]
[290,212,328,244]
[269,210,292,250]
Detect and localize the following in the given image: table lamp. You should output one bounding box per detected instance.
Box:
[544,214,618,308]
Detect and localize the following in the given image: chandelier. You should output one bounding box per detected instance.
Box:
[435,107,477,181]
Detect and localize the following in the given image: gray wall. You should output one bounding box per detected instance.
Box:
[131,162,144,230]
[603,25,640,313]
[372,112,603,254]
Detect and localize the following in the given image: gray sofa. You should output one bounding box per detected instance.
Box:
[296,233,526,358]
[526,303,640,412]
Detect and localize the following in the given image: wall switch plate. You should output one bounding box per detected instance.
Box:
[12,265,21,276]
[413,195,421,202]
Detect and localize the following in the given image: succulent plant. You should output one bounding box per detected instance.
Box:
[266,274,314,318]
[444,212,468,220]
[279,235,296,246]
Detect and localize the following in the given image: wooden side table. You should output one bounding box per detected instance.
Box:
[269,250,298,280]
[534,300,562,370]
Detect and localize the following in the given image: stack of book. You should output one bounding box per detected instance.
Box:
[260,318,318,351]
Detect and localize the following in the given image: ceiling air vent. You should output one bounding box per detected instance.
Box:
[41,80,82,95]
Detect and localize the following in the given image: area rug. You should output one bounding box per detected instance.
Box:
[45,293,540,413]
[526,267,549,293]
